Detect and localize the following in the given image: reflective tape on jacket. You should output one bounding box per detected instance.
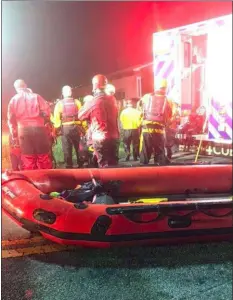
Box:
[141,127,165,134]
[62,120,82,126]
[142,120,164,126]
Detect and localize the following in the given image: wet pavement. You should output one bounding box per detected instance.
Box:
[2,236,232,300]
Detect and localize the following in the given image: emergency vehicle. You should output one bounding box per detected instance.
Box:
[152,14,232,158]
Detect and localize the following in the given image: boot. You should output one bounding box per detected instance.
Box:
[125,154,130,161]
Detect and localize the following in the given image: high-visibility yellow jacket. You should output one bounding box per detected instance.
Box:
[120,107,142,130]
[53,99,87,129]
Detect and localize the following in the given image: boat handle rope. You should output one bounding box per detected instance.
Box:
[1,173,40,190]
[122,209,233,224]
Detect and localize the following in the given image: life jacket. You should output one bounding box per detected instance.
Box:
[143,92,167,123]
[61,98,79,123]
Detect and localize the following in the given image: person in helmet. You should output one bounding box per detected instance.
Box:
[7,79,52,170]
[105,84,116,96]
[105,83,118,108]
[120,99,142,161]
[137,93,151,112]
[76,95,94,167]
[139,78,172,165]
[53,85,85,168]
[165,98,181,160]
[82,95,94,144]
[83,95,94,103]
[78,74,119,168]
[82,95,93,142]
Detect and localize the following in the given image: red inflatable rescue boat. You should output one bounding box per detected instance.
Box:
[2,165,232,248]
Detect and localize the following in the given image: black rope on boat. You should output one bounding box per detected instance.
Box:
[123,213,163,224]
[1,173,40,190]
[199,210,233,218]
[122,209,233,224]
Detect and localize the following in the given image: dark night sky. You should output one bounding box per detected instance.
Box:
[2,1,232,104]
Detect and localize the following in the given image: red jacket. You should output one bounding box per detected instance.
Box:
[78,92,119,142]
[7,90,51,137]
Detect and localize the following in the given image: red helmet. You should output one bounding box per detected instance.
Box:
[92,74,108,92]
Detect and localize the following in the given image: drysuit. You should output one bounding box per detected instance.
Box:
[165,102,181,160]
[78,91,119,168]
[7,90,52,170]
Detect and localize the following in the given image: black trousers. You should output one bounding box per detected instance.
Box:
[122,129,140,160]
[140,131,166,165]
[61,125,80,168]
[93,138,119,168]
[165,128,177,160]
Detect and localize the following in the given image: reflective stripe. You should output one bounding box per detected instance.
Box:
[139,132,144,152]
[62,121,82,126]
[142,128,165,134]
[142,120,163,126]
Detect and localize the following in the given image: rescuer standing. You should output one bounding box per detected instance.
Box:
[120,99,142,161]
[53,85,84,168]
[78,74,119,168]
[105,83,116,96]
[7,79,52,170]
[82,95,94,147]
[140,78,172,165]
[165,99,181,161]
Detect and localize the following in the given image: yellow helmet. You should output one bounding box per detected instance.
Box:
[105,84,115,95]
[154,77,167,90]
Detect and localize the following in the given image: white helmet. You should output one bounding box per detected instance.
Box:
[62,85,72,98]
[83,95,94,103]
[105,84,115,96]
[14,79,27,92]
